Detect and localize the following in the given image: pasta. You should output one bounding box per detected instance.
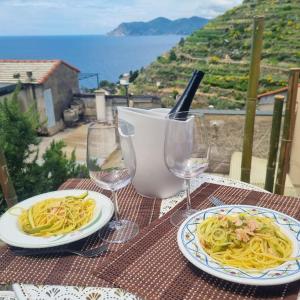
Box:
[18,191,96,237]
[197,213,296,271]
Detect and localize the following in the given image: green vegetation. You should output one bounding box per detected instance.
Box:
[169,49,177,62]
[98,69,140,94]
[99,80,117,93]
[128,70,140,82]
[132,0,300,108]
[0,87,87,213]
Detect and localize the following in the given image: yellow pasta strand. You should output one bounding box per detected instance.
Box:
[18,192,95,237]
[197,213,297,271]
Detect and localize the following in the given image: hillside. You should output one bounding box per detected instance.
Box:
[132,0,300,109]
[108,17,208,36]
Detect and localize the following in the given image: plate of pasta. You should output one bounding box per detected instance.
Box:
[177,205,300,285]
[0,190,114,248]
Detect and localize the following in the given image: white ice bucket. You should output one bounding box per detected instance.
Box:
[118,107,184,199]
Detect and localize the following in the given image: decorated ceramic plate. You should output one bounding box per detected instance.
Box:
[0,190,114,248]
[177,205,300,286]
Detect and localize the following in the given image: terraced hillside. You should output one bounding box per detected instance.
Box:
[132,0,300,109]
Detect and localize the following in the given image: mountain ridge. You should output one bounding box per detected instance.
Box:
[108,16,209,36]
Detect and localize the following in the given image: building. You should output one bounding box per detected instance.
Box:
[257,87,288,111]
[257,85,300,111]
[0,59,80,135]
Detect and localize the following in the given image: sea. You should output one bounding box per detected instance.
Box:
[0,35,181,88]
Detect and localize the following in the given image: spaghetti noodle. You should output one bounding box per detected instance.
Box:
[197,213,296,271]
[18,191,96,237]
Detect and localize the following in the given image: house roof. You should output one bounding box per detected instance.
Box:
[0,60,80,85]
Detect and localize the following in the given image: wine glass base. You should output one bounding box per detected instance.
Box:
[170,208,198,227]
[99,219,139,244]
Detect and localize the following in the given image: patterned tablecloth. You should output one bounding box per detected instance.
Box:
[1,174,298,300]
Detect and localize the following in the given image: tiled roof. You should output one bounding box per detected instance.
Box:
[0,60,80,84]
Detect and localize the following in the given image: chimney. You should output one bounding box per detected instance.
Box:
[26,71,33,82]
[13,73,20,79]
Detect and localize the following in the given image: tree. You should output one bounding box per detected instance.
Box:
[129,70,139,82]
[0,87,88,213]
[0,85,40,190]
[169,49,177,62]
[41,140,88,189]
[99,80,117,93]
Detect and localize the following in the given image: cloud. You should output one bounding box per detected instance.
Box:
[0,0,243,35]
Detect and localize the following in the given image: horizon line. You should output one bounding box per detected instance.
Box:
[0,33,186,38]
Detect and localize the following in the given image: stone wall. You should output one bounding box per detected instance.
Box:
[73,93,96,119]
[106,95,161,109]
[0,85,35,111]
[43,64,79,122]
[0,88,29,109]
[0,85,49,134]
[73,93,162,120]
[200,113,274,174]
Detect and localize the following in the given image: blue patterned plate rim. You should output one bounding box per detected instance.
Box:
[177,204,300,286]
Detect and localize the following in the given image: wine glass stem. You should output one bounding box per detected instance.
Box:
[112,190,120,221]
[186,179,192,210]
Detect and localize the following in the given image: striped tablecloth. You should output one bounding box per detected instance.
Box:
[95,183,300,300]
[0,175,299,300]
[0,179,161,288]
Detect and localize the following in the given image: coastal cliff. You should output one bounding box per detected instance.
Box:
[108,16,208,36]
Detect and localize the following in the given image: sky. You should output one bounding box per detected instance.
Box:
[0,0,243,36]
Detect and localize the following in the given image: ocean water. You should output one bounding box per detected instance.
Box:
[0,35,181,88]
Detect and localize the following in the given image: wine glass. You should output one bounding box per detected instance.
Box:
[164,112,209,226]
[86,119,139,243]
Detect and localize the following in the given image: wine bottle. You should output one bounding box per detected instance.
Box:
[169,70,205,118]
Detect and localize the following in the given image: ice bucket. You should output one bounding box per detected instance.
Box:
[118,107,184,199]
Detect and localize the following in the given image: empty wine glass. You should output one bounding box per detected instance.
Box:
[164,112,209,226]
[87,119,139,243]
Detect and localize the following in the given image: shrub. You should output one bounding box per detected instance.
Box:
[169,49,177,62]
[208,97,243,109]
[230,49,244,60]
[179,37,185,46]
[172,89,179,100]
[203,85,211,93]
[161,96,175,108]
[209,56,221,64]
[157,55,168,64]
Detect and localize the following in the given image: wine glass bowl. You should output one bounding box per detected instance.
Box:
[87,120,139,243]
[164,112,209,226]
[87,122,135,191]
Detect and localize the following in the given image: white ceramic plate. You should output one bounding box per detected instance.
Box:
[177,205,300,286]
[0,189,114,248]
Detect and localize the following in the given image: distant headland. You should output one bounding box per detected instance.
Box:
[107,16,209,36]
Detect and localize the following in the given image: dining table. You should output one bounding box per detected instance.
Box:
[0,174,299,300]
